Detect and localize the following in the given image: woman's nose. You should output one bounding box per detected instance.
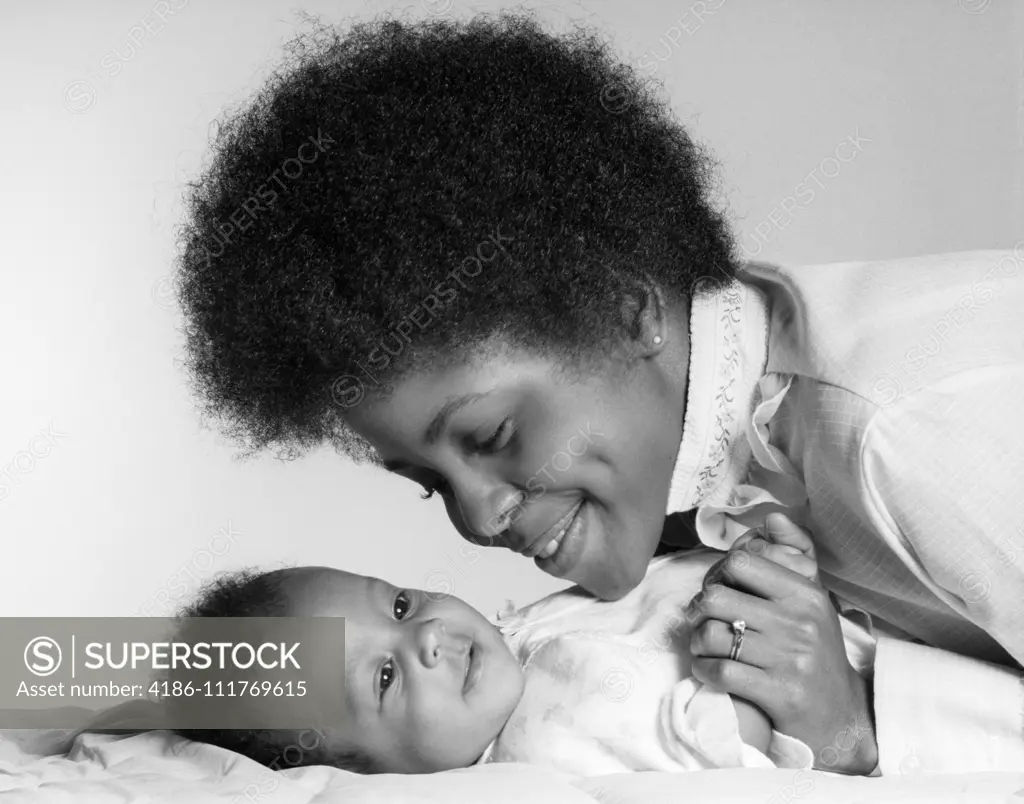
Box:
[416,618,446,668]
[452,485,527,550]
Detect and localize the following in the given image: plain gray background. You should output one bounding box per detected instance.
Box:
[1,0,1022,619]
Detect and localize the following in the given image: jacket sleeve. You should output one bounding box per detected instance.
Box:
[861,365,1024,773]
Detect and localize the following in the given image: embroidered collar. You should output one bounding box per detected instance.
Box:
[665,280,771,513]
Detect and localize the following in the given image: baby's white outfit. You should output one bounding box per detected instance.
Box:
[477,549,875,777]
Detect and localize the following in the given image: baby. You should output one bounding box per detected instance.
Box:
[174,531,873,776]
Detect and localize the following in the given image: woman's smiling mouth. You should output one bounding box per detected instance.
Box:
[535,499,589,578]
[525,501,583,559]
[536,502,581,559]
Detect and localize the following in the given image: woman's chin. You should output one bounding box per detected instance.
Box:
[563,542,648,602]
[532,503,653,600]
[587,561,646,601]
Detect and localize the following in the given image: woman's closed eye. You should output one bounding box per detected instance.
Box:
[474,417,515,454]
[416,419,515,500]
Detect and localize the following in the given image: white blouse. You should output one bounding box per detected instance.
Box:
[667,249,1024,774]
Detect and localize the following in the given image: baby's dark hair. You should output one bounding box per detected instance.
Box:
[176,11,738,460]
[170,568,376,774]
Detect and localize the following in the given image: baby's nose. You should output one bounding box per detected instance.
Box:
[415,618,447,667]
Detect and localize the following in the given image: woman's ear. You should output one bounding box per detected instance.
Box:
[605,266,670,357]
[620,281,668,357]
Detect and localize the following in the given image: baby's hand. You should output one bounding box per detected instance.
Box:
[730,513,820,585]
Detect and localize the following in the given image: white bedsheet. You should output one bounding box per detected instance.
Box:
[1,729,1022,804]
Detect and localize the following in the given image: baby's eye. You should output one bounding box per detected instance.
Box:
[393,590,412,620]
[379,659,396,698]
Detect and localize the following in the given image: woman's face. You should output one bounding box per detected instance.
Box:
[345,337,688,600]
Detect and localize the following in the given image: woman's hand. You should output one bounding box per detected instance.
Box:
[686,514,878,774]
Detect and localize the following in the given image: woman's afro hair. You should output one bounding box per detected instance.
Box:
[169,569,377,774]
[175,11,738,460]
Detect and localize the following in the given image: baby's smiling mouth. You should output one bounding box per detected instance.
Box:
[462,643,477,694]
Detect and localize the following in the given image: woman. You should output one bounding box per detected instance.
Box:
[175,13,1024,774]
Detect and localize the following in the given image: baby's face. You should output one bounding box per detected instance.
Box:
[281,568,524,773]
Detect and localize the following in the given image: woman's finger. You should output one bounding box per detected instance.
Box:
[686,580,783,633]
[738,537,818,583]
[688,618,777,670]
[703,549,813,602]
[764,513,817,561]
[690,656,771,703]
[730,528,761,553]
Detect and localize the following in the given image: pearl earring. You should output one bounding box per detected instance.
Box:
[653,335,663,345]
